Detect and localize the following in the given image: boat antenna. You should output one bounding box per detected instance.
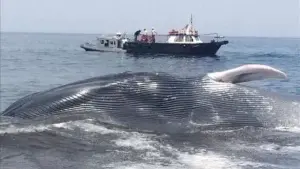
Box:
[190,14,193,25]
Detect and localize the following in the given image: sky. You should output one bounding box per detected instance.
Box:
[1,0,299,37]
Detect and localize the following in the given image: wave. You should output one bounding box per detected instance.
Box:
[1,116,299,169]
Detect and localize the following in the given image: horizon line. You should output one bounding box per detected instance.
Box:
[1,31,299,39]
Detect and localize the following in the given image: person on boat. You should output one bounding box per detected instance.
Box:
[134,29,141,42]
[141,28,148,42]
[115,32,122,39]
[151,27,157,43]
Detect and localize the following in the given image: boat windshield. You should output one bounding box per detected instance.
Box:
[174,35,184,42]
[173,35,197,43]
[185,35,193,42]
[194,36,200,41]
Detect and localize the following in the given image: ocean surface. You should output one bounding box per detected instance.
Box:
[0,32,299,169]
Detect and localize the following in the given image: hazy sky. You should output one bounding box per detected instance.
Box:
[1,0,299,37]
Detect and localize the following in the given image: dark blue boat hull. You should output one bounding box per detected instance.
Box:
[123,41,229,56]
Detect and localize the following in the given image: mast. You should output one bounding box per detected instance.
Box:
[186,14,194,35]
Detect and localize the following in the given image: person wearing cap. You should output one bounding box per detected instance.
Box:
[141,28,148,42]
[151,27,157,43]
[115,31,122,39]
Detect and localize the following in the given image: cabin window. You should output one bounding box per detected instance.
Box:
[175,35,184,42]
[186,36,193,42]
[110,41,114,45]
[101,40,104,44]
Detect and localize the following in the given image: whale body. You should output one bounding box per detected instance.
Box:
[2,64,299,133]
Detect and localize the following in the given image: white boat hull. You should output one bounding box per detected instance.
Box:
[80,43,125,53]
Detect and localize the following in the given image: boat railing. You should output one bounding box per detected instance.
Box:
[95,33,226,43]
[96,33,129,40]
[130,33,226,43]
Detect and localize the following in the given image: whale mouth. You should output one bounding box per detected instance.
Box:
[207,64,288,84]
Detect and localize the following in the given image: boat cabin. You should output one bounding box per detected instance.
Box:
[96,32,128,49]
[167,24,203,44]
[166,15,204,44]
[167,31,203,44]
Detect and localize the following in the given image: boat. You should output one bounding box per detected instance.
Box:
[80,32,129,53]
[123,15,229,56]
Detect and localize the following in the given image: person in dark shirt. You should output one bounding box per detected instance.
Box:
[134,29,141,42]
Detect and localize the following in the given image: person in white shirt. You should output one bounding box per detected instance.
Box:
[151,27,157,43]
[141,28,148,42]
[143,28,148,35]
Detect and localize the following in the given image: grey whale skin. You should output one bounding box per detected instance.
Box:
[2,64,299,132]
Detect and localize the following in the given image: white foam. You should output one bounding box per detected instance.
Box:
[0,119,121,135]
[0,124,51,135]
[53,120,123,135]
[105,162,183,169]
[1,120,283,169]
[281,145,300,154]
[259,143,281,152]
[2,117,295,169]
[275,126,300,133]
[111,132,261,169]
[112,134,157,151]
[178,151,242,169]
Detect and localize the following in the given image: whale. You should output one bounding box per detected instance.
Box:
[1,64,299,133]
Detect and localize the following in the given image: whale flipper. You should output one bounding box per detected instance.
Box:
[207,64,288,84]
